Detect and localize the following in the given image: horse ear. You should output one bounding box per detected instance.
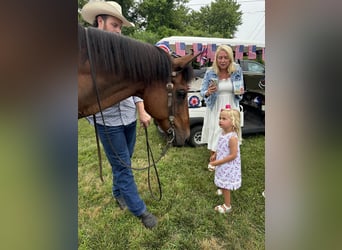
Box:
[173,52,202,68]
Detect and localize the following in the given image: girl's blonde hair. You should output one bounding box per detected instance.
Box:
[220,108,241,135]
[212,45,236,75]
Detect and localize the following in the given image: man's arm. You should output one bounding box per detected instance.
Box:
[136,101,151,128]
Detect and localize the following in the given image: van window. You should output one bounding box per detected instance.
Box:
[248,62,264,73]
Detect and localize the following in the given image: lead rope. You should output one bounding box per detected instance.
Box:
[93,115,104,182]
[85,27,105,182]
[144,126,162,201]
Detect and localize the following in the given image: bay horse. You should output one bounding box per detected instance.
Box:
[78,24,200,146]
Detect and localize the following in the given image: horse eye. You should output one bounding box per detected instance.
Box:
[176,89,187,100]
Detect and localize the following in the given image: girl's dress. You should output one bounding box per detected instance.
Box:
[201,78,238,151]
[214,131,241,190]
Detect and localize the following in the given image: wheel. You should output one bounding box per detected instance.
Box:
[188,125,204,147]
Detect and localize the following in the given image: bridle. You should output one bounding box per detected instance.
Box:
[84,27,186,200]
[164,64,186,144]
[165,81,176,144]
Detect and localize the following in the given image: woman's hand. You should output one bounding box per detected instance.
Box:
[206,82,218,96]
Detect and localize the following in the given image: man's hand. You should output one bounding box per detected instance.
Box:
[136,101,151,128]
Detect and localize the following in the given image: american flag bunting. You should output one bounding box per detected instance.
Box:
[207,44,217,61]
[235,45,244,60]
[192,43,203,62]
[248,45,256,59]
[175,42,186,56]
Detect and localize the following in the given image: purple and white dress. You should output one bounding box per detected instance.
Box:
[214,131,241,190]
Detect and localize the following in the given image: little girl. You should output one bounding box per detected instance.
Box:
[208,106,241,213]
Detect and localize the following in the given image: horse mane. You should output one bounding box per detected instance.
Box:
[78,24,172,85]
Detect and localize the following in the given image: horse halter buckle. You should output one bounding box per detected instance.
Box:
[166,81,175,143]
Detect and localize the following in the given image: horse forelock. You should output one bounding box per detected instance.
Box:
[181,64,194,83]
[79,25,172,85]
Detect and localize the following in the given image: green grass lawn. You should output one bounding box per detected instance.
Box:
[78,119,265,249]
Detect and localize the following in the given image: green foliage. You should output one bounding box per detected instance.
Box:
[77,0,88,25]
[78,119,265,249]
[210,0,242,37]
[78,0,243,39]
[189,0,242,38]
[135,0,191,34]
[130,30,161,44]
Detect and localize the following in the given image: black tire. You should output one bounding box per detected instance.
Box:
[188,125,204,147]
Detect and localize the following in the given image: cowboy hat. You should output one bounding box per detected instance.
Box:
[81,1,134,27]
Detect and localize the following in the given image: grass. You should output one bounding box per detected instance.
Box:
[78,119,265,249]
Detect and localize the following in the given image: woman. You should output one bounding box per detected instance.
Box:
[200,45,244,159]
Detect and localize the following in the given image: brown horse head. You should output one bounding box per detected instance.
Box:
[78,24,201,146]
[143,51,200,146]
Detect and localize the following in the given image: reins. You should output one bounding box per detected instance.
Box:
[85,28,104,182]
[84,27,178,200]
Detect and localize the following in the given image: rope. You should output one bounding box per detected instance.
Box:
[144,126,163,201]
[85,28,104,182]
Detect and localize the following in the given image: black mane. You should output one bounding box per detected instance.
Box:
[78,24,172,85]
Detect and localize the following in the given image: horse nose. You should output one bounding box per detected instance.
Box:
[173,130,190,147]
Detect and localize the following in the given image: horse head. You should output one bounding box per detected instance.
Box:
[144,51,201,146]
[78,25,202,146]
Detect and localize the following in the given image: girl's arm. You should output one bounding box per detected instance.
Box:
[210,136,238,166]
[210,152,217,162]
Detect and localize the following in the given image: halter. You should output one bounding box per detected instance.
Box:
[165,81,175,143]
[165,69,184,143]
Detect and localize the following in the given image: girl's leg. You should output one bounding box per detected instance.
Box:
[215,188,232,213]
[222,188,231,207]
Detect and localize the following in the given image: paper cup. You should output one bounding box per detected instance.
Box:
[211,78,218,86]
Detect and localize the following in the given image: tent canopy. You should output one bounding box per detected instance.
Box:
[158,36,265,49]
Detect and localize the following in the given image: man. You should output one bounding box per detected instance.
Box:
[81,1,157,229]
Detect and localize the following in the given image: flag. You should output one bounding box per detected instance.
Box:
[175,42,186,56]
[207,43,217,61]
[155,41,171,54]
[248,45,256,59]
[235,45,244,60]
[200,45,208,66]
[192,43,202,62]
[262,47,265,61]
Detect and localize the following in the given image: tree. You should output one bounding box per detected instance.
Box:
[135,0,191,34]
[77,0,243,42]
[190,0,242,38]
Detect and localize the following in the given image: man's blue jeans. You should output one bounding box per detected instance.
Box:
[96,121,146,216]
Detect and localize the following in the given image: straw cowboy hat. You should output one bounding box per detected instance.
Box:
[81,1,134,27]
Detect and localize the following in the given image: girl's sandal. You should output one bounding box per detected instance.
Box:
[214,204,232,214]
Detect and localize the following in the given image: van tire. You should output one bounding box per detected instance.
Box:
[188,125,204,147]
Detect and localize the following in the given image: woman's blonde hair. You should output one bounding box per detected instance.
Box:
[212,45,236,75]
[220,108,241,135]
